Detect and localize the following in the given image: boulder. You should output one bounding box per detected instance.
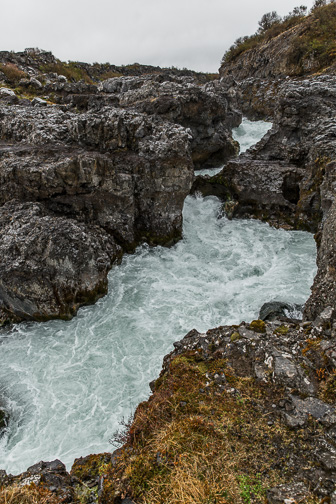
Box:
[0,201,121,324]
[259,301,303,321]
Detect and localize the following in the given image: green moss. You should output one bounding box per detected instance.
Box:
[274,325,290,335]
[238,474,266,504]
[248,320,266,334]
[231,331,240,342]
[70,453,112,482]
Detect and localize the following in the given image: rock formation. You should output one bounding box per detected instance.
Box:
[0,49,242,324]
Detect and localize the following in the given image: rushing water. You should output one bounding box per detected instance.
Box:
[0,119,316,474]
[198,117,272,176]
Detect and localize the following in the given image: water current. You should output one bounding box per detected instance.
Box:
[0,119,317,474]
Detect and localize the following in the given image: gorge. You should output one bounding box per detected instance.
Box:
[0,2,336,503]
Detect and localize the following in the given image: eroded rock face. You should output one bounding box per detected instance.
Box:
[219,21,311,81]
[0,96,194,323]
[98,76,241,168]
[0,201,122,323]
[0,104,193,247]
[304,199,336,323]
[193,76,336,230]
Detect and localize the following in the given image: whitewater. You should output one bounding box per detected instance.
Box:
[0,119,317,474]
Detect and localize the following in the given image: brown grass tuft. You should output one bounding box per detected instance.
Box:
[0,484,59,504]
[0,63,27,83]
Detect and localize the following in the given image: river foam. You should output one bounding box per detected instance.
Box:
[0,119,316,474]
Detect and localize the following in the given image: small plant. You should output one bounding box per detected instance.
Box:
[249,320,266,334]
[238,474,266,504]
[273,325,289,336]
[320,369,336,403]
[316,367,327,381]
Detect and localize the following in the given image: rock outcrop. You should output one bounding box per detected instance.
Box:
[0,47,243,324]
[0,101,193,323]
[98,76,241,168]
[193,75,336,230]
[0,201,121,322]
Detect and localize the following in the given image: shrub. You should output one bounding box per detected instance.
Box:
[287,2,336,71]
[0,63,27,83]
[39,61,93,83]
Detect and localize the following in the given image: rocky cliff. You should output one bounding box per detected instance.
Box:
[219,2,336,119]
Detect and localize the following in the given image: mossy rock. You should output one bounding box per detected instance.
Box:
[231,331,240,342]
[322,373,336,404]
[71,453,112,483]
[249,320,266,334]
[274,325,289,336]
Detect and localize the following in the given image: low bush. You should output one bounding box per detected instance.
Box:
[0,63,27,83]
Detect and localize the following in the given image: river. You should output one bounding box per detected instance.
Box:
[0,119,317,474]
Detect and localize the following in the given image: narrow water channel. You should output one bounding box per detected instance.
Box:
[0,119,317,474]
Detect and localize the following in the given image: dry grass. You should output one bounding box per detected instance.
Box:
[0,484,59,504]
[0,63,27,83]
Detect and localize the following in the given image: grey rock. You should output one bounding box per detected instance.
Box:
[0,88,15,97]
[0,100,193,322]
[101,75,241,168]
[282,396,336,428]
[31,97,47,106]
[0,407,8,435]
[304,189,336,322]
[259,301,303,322]
[29,77,42,89]
[315,439,336,470]
[0,201,121,323]
[267,482,309,504]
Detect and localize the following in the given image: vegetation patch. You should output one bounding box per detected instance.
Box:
[248,319,266,333]
[0,484,59,504]
[0,63,27,84]
[39,61,94,83]
[273,325,289,336]
[103,350,321,503]
[222,2,336,74]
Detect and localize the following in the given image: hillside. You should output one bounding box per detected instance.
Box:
[220,2,336,79]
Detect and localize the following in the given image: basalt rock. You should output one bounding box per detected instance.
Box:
[0,406,8,435]
[99,75,241,168]
[0,100,193,323]
[193,75,336,232]
[0,50,240,171]
[259,301,303,322]
[0,104,193,247]
[0,200,122,324]
[0,459,78,503]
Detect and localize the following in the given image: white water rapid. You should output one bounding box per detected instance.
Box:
[0,119,316,474]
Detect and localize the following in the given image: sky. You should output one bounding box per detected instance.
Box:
[1,0,316,73]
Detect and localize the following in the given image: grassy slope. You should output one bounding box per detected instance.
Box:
[222,3,336,75]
